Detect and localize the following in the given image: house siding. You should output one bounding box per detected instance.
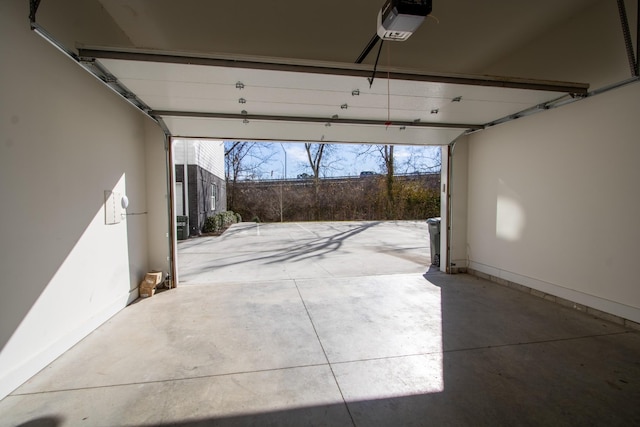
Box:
[174,139,227,236]
[187,165,227,235]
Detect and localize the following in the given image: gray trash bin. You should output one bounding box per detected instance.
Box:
[426,217,441,267]
[176,216,189,240]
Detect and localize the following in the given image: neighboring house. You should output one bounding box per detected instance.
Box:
[174,139,227,236]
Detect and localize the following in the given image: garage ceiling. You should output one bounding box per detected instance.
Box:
[85,0,600,72]
[36,0,601,144]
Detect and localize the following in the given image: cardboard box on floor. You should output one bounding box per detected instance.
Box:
[139,283,155,298]
[139,271,163,298]
[144,271,163,286]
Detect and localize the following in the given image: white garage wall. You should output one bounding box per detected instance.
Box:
[0,1,166,399]
[463,0,640,323]
[466,84,640,322]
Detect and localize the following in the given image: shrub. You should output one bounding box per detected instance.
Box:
[203,211,239,233]
[203,216,217,233]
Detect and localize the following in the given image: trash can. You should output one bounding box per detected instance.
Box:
[176,216,189,240]
[426,217,441,267]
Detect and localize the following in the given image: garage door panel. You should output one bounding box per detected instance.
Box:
[118,79,553,125]
[101,58,568,103]
[163,116,466,146]
[142,96,539,127]
[90,51,586,143]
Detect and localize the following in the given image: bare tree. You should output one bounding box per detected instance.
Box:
[231,174,439,222]
[304,143,343,219]
[225,141,275,210]
[398,146,442,174]
[352,143,395,216]
[305,143,325,180]
[355,145,396,219]
[302,143,344,178]
[380,145,395,217]
[353,144,443,217]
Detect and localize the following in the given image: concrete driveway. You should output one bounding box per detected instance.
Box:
[177,221,432,284]
[1,221,639,426]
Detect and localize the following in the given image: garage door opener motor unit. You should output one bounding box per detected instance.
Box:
[377,0,433,41]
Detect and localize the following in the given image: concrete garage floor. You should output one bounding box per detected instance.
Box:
[1,221,639,426]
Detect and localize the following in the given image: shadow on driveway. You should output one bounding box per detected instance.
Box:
[177,221,431,284]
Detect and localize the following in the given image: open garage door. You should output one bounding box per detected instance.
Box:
[77,47,588,145]
[73,47,588,277]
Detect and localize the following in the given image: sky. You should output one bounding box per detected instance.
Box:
[228,141,442,180]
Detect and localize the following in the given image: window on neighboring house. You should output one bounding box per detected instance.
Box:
[211,184,217,211]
